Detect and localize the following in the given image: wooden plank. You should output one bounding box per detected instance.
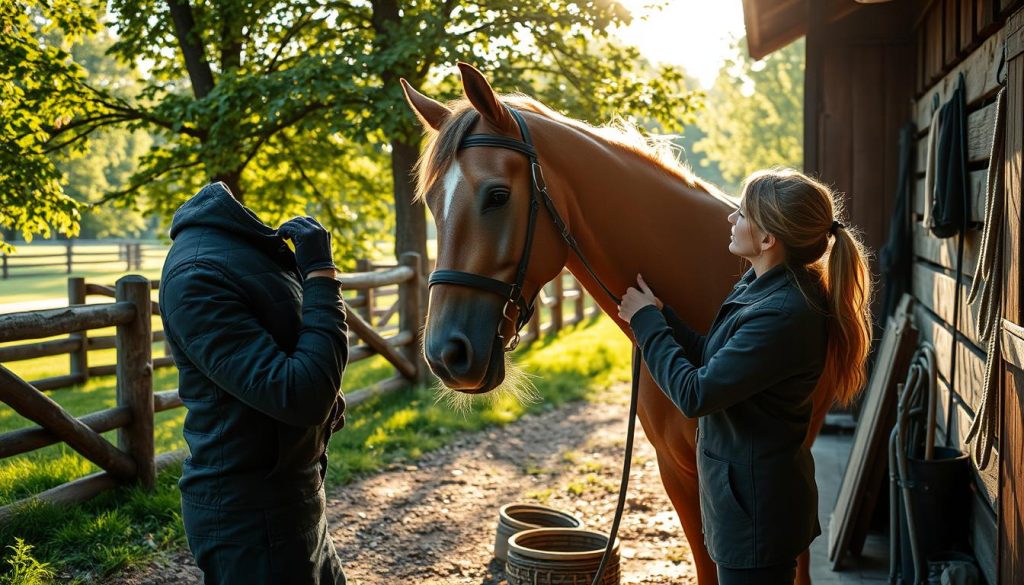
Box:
[947,0,961,66]
[0,366,136,479]
[912,261,983,346]
[915,101,999,175]
[1009,5,1024,58]
[345,305,417,380]
[348,331,415,363]
[344,375,410,409]
[1001,28,1024,584]
[1001,366,1024,584]
[978,0,998,37]
[0,405,132,458]
[829,296,917,568]
[913,221,982,275]
[0,303,135,343]
[929,5,945,85]
[153,389,182,412]
[338,265,414,290]
[962,0,978,53]
[852,47,888,259]
[912,168,988,225]
[0,338,81,362]
[28,374,85,392]
[914,305,988,412]
[1004,319,1024,369]
[916,27,1005,129]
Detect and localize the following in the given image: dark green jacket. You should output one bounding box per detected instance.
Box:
[160,182,348,510]
[630,265,827,568]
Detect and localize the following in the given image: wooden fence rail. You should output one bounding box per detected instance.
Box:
[0,254,598,517]
[0,240,159,279]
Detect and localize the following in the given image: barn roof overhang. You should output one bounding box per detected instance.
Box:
[742,0,865,59]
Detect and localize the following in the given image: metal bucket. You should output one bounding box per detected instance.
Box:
[494,503,583,562]
[506,527,620,585]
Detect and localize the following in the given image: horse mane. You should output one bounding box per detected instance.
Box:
[414,94,735,207]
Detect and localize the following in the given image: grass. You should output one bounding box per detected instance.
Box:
[0,312,633,584]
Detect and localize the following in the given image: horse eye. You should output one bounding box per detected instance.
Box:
[484,187,511,210]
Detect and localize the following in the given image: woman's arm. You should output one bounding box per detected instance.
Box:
[629,306,802,418]
[660,305,707,365]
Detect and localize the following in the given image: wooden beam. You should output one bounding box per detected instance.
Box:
[0,406,132,459]
[344,305,417,380]
[115,276,155,490]
[0,366,136,479]
[0,303,135,343]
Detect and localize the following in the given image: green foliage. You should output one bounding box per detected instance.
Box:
[694,36,805,189]
[0,539,54,585]
[2,0,702,262]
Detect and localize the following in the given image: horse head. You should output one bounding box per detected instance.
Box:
[402,64,570,396]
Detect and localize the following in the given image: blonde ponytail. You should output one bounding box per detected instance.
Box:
[742,168,874,407]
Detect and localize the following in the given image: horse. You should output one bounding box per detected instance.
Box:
[400,62,833,585]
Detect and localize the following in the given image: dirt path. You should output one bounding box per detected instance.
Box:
[113,385,696,584]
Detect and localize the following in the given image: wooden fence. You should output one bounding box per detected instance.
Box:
[0,255,598,517]
[0,240,166,279]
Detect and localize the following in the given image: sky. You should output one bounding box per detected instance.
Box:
[611,0,748,89]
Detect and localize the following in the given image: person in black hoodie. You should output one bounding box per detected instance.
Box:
[617,168,873,585]
[159,182,349,585]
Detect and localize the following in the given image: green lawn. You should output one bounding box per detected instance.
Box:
[0,312,631,584]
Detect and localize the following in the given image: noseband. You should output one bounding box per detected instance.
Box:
[427,107,621,351]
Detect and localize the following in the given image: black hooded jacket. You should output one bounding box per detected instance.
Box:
[159,182,348,509]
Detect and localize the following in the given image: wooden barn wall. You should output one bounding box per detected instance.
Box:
[999,7,1024,583]
[910,1,1023,582]
[805,2,915,323]
[804,1,1024,582]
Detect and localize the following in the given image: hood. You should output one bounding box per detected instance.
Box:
[168,182,284,253]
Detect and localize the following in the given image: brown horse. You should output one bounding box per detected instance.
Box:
[401,63,832,585]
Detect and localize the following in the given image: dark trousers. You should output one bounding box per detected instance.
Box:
[717,559,796,585]
[182,489,346,585]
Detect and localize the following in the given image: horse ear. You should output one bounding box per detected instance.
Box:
[458,62,515,132]
[400,78,451,131]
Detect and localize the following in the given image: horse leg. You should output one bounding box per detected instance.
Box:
[636,371,718,584]
[654,447,718,584]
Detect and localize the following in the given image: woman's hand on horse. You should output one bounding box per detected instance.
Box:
[618,274,662,322]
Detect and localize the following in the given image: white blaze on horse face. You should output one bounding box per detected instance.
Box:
[442,162,463,221]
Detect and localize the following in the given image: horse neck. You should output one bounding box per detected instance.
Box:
[535,118,743,334]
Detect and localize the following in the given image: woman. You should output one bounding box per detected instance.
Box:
[618,168,872,585]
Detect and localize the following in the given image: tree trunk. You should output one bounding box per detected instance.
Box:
[390,138,429,308]
[166,0,215,100]
[213,168,245,203]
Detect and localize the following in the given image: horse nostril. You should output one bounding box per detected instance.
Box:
[440,333,474,376]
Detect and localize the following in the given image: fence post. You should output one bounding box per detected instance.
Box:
[115,275,155,489]
[398,252,425,383]
[1,252,6,280]
[135,243,143,270]
[552,273,564,334]
[356,259,375,324]
[68,277,89,385]
[574,276,586,323]
[66,240,73,274]
[528,300,541,341]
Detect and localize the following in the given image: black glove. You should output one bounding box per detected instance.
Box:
[276,216,337,277]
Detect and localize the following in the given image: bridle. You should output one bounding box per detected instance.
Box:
[426,106,637,585]
[427,107,622,351]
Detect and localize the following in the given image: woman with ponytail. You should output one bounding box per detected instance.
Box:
[617,168,873,585]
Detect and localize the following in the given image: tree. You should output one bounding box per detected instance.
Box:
[2,0,701,266]
[694,36,804,189]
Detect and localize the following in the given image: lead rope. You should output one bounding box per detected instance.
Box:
[590,344,641,585]
[964,86,1006,470]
